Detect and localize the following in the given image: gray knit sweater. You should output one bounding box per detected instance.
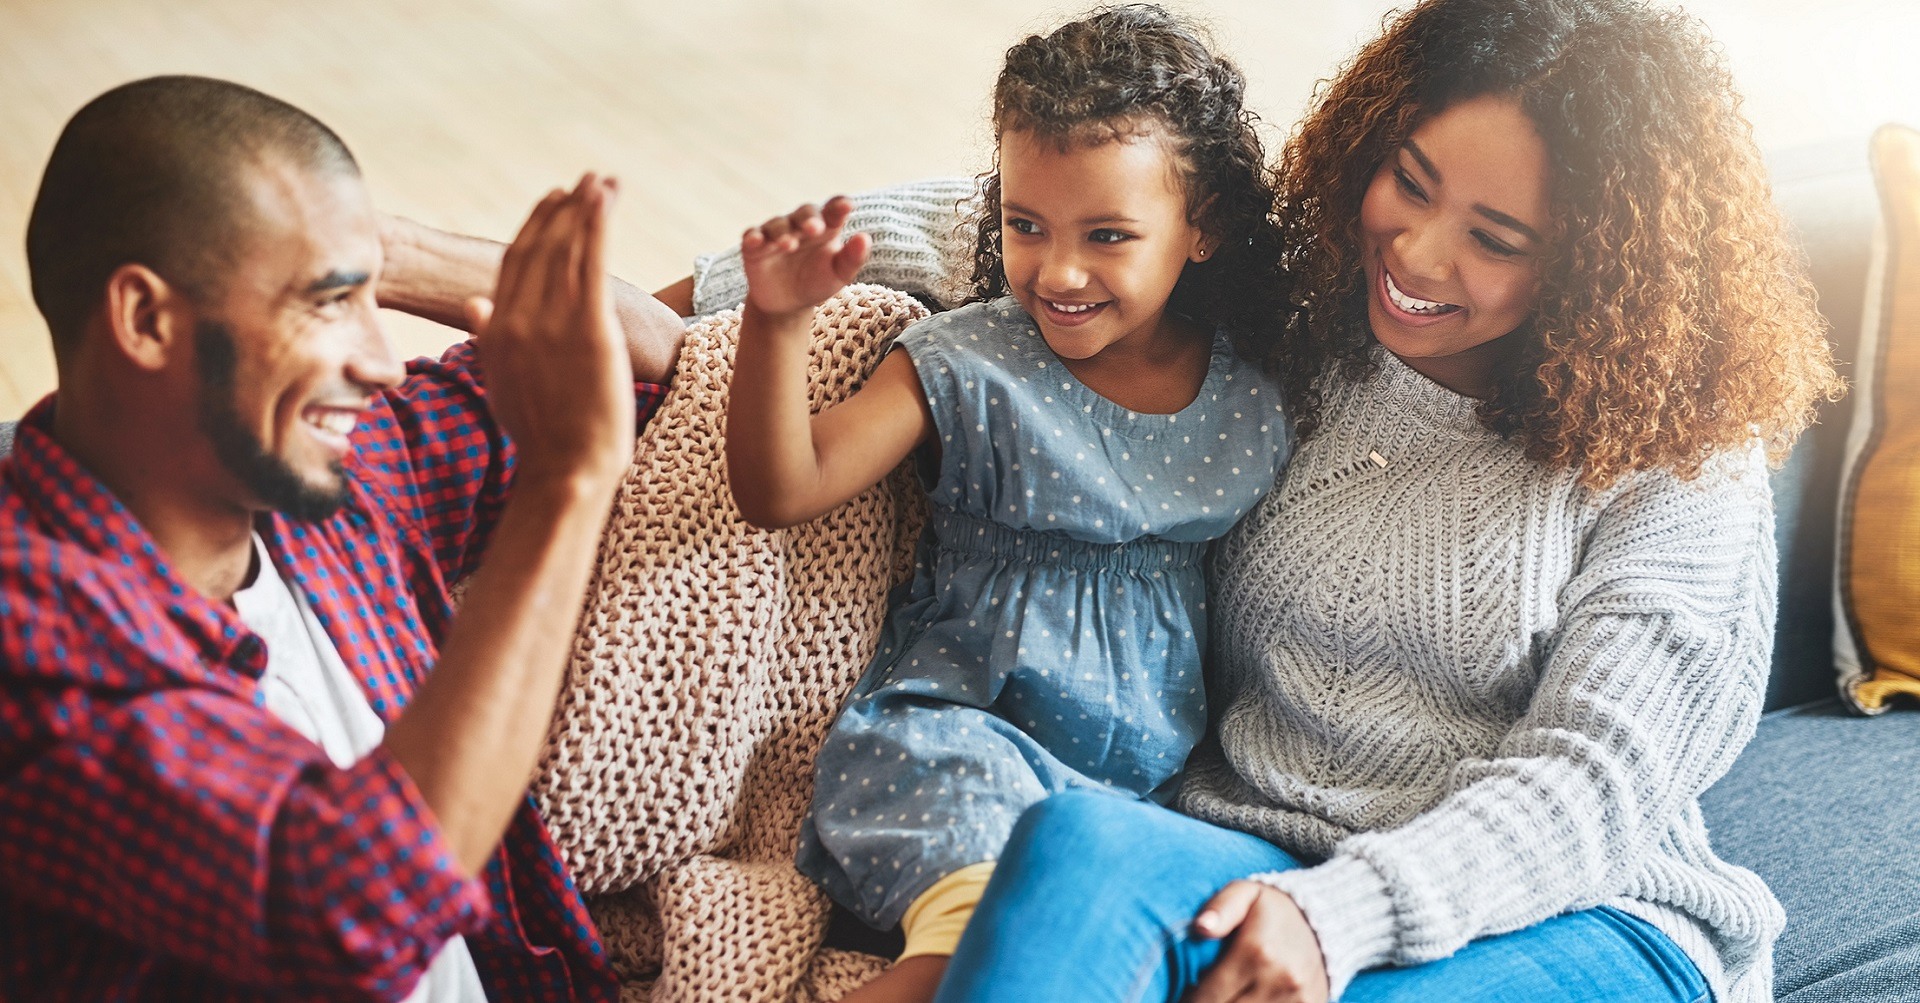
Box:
[693,184,1784,1003]
[1185,347,1782,1002]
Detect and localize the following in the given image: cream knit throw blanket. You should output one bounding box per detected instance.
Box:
[531,286,930,1002]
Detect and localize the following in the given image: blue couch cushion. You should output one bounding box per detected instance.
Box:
[1701,700,1920,1000]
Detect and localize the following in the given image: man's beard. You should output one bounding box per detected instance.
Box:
[194,320,349,521]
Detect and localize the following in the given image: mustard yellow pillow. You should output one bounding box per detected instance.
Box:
[1836,124,1920,714]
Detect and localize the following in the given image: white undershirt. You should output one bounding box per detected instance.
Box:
[233,534,490,1003]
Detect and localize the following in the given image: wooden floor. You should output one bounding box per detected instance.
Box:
[2,0,1916,419]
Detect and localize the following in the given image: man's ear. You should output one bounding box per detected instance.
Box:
[101,263,193,372]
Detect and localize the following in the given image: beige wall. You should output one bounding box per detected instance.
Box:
[3,0,1917,419]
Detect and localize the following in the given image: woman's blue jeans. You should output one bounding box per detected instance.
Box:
[932,790,1710,1003]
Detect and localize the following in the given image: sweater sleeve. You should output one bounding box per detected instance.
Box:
[691,177,978,314]
[1251,450,1776,998]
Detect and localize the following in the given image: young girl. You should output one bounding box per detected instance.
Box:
[723,6,1291,1000]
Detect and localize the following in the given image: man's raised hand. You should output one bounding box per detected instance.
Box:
[381,172,640,877]
[470,173,634,485]
[740,196,872,321]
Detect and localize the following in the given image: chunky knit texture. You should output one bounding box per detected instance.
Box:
[531,286,930,1002]
[1181,347,1785,1002]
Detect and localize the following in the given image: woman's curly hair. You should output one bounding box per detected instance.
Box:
[1258,0,1842,487]
[966,4,1290,342]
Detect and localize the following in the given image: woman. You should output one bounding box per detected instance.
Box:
[835,0,1833,1000]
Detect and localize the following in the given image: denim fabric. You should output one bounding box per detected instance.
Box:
[1701,701,1920,1002]
[935,791,1708,1003]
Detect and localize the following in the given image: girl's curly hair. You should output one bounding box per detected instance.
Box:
[966,4,1290,343]
[1258,0,1842,487]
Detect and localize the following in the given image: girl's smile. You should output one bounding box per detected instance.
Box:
[997,127,1210,367]
[1036,298,1110,326]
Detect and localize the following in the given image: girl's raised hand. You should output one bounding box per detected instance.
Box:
[740,196,872,319]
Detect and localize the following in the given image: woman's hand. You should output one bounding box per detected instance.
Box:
[1188,881,1331,1003]
[740,195,871,321]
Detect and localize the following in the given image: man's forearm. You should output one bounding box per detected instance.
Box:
[376,214,502,330]
[381,177,641,877]
[381,468,620,875]
[654,275,695,316]
[378,213,684,383]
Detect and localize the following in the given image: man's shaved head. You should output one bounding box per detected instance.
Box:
[25,75,360,351]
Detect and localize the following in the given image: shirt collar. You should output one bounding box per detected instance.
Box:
[6,396,267,675]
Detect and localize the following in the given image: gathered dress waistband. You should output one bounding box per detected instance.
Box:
[927,506,1207,574]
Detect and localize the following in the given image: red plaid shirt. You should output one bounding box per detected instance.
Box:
[0,341,665,1002]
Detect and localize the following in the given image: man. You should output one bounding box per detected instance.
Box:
[0,75,687,1000]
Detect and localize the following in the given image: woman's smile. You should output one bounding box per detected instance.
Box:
[1377,262,1461,323]
[1358,93,1551,394]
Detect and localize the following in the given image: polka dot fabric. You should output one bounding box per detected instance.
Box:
[795,297,1292,928]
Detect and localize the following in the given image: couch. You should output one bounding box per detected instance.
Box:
[1,135,1912,1002]
[1691,137,1920,1003]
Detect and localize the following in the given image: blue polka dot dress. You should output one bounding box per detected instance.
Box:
[795,297,1292,928]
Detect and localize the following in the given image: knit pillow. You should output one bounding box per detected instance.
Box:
[531,285,928,1000]
[1835,124,1920,714]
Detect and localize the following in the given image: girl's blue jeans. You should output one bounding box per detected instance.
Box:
[932,790,1711,1003]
